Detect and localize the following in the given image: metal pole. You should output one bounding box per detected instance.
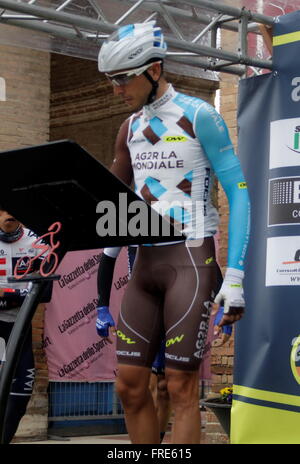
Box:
[183,0,275,26]
[238,13,249,62]
[0,17,89,40]
[0,0,117,33]
[0,0,275,74]
[166,53,245,76]
[124,0,267,33]
[0,0,275,36]
[55,0,74,13]
[167,36,272,70]
[156,1,185,41]
[0,15,39,19]
[0,281,47,444]
[192,13,223,43]
[115,0,147,25]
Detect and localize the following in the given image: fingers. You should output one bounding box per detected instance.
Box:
[218,307,244,327]
[98,325,117,344]
[213,324,221,336]
[110,325,117,337]
[211,302,220,316]
[106,325,117,344]
[214,293,222,305]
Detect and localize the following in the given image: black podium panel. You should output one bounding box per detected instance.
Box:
[0,140,185,253]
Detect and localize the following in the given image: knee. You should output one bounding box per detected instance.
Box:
[166,370,199,407]
[156,377,169,402]
[116,373,149,410]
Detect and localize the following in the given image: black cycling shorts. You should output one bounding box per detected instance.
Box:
[116,238,218,371]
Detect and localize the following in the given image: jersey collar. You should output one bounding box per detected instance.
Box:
[144,84,176,118]
[0,226,24,243]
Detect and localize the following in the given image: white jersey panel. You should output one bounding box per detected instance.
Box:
[0,228,38,322]
[127,85,219,240]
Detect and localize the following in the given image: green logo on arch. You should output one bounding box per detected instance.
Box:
[290,335,300,384]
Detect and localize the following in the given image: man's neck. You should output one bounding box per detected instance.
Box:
[154,79,169,101]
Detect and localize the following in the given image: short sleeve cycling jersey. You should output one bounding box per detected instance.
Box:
[0,227,42,322]
[126,84,250,271]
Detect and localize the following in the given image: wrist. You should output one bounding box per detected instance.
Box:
[224,267,244,284]
[97,305,109,312]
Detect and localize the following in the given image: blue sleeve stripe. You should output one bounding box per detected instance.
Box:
[221,165,250,269]
[173,93,203,123]
[194,102,250,271]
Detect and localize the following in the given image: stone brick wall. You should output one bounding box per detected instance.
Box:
[0,45,239,443]
[0,46,49,150]
[0,44,50,441]
[50,53,235,444]
[50,54,230,445]
[50,54,219,165]
[203,26,240,444]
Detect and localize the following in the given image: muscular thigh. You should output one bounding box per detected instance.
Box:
[163,239,217,371]
[116,258,164,367]
[116,240,217,371]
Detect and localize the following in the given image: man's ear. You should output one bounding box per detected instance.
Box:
[148,62,162,80]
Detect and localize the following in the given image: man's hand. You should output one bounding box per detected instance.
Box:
[212,304,233,346]
[96,306,116,344]
[214,268,245,327]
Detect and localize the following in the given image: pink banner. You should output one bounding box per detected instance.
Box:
[44,245,219,382]
[44,248,128,381]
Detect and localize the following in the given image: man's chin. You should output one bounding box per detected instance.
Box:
[125,99,144,112]
[126,102,139,111]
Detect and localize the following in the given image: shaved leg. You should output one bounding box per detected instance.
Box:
[116,365,160,444]
[149,373,171,441]
[166,368,201,444]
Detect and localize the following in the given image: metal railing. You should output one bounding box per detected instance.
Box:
[48,380,124,421]
[0,0,275,75]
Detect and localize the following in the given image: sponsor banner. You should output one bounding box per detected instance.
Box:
[234,11,300,443]
[269,118,300,169]
[268,176,300,226]
[44,246,215,382]
[44,248,128,381]
[266,236,300,286]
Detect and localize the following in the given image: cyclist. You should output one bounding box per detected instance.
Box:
[0,208,52,443]
[97,21,250,443]
[96,245,170,442]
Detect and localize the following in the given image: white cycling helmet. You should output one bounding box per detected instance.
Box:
[98,21,167,73]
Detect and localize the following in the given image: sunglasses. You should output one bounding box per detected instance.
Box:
[105,62,160,86]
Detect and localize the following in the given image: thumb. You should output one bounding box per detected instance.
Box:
[213,325,221,336]
[110,325,117,336]
[214,292,222,304]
